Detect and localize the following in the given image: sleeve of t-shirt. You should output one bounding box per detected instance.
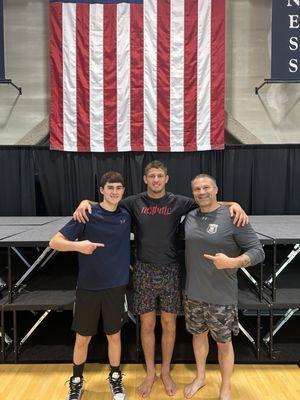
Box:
[59,218,85,241]
[176,195,198,214]
[233,223,265,266]
[119,195,136,213]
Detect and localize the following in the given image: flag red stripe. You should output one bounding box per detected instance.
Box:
[49,1,225,152]
[76,4,90,151]
[103,5,118,152]
[130,4,144,151]
[50,2,63,150]
[156,0,170,151]
[184,0,198,151]
[210,0,225,149]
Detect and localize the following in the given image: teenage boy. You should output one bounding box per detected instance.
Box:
[49,171,131,400]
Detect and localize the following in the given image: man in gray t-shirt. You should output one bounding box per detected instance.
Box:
[183,174,264,400]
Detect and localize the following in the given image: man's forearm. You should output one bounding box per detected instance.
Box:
[230,254,251,268]
[204,252,252,269]
[236,254,251,268]
[49,233,78,252]
[219,201,236,207]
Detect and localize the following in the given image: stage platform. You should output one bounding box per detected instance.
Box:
[0,217,64,226]
[0,215,299,364]
[0,217,71,247]
[3,290,75,311]
[249,215,300,244]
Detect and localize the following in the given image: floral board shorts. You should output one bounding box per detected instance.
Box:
[133,261,181,315]
[184,297,239,343]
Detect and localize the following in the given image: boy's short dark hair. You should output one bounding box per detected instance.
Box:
[100,171,124,188]
[144,160,168,175]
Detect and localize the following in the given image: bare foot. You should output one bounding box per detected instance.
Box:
[137,373,156,397]
[161,372,177,396]
[184,377,206,399]
[219,387,231,400]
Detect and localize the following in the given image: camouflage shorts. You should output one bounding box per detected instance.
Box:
[133,261,181,315]
[184,297,239,343]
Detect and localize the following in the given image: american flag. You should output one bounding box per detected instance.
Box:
[50,0,225,152]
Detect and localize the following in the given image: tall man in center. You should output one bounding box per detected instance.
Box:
[74,161,248,397]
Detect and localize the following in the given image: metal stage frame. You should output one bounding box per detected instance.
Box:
[0,216,300,363]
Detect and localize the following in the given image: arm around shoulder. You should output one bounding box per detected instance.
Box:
[73,199,97,223]
[220,201,249,226]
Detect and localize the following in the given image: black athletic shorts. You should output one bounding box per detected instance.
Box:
[72,285,128,336]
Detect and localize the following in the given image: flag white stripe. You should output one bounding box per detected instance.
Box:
[197,0,211,150]
[90,4,104,152]
[144,0,157,151]
[117,3,131,151]
[53,0,224,152]
[170,0,185,151]
[63,3,77,151]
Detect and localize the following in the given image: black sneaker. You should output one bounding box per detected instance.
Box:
[67,376,84,400]
[109,371,126,400]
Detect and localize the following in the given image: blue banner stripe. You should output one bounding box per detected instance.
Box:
[50,0,143,4]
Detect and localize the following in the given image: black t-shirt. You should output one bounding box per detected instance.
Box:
[121,192,197,264]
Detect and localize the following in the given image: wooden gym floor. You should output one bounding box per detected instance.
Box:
[0,363,299,399]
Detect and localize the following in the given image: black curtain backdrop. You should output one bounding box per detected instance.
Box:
[0,147,36,215]
[0,144,300,216]
[34,149,95,215]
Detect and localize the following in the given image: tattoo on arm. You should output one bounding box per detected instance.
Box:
[238,254,251,268]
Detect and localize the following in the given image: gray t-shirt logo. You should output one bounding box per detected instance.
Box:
[207,223,218,234]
